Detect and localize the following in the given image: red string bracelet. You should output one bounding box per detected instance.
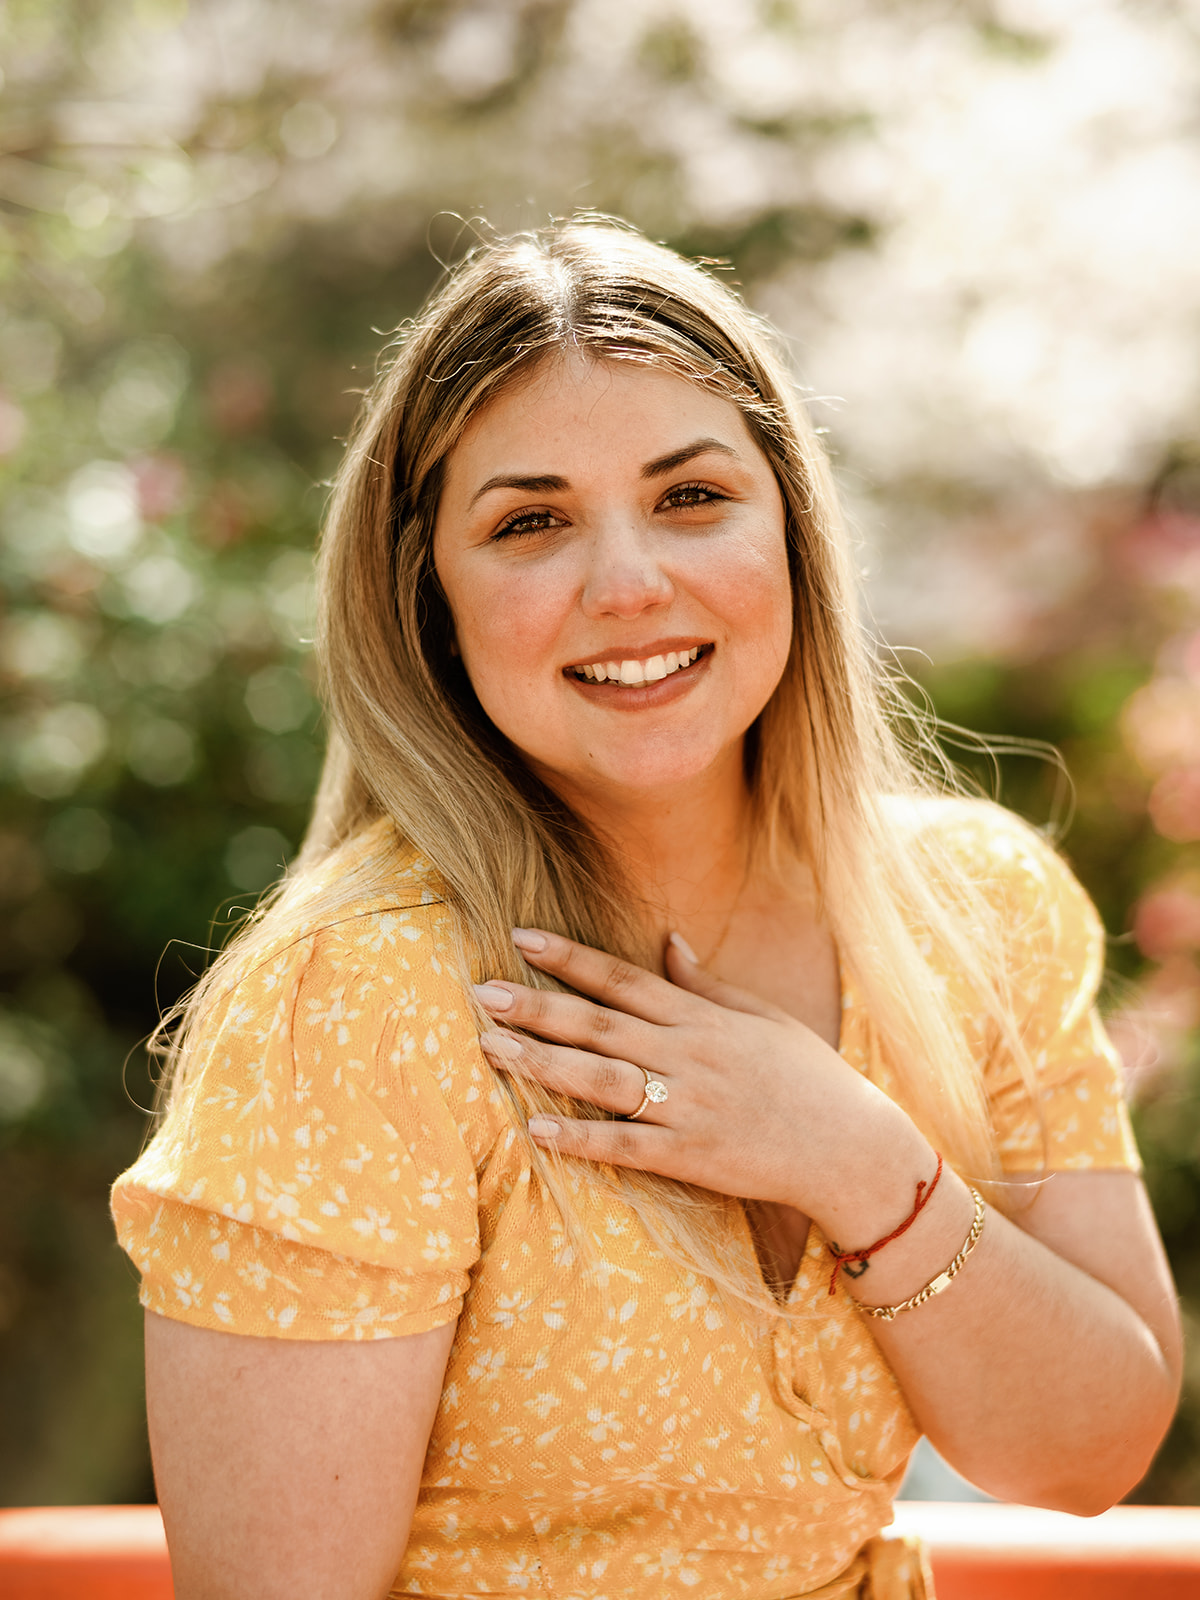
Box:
[827,1153,944,1295]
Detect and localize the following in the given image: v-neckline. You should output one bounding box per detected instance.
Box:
[740,961,852,1305]
[742,1199,817,1306]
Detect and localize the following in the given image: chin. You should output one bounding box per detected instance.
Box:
[545,746,731,803]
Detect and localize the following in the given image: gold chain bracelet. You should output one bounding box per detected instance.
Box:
[855,1188,986,1321]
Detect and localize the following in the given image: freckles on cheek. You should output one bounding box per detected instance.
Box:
[707,553,793,678]
[456,575,565,696]
[709,552,791,630]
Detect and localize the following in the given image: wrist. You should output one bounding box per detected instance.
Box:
[826,1151,946,1293]
[854,1186,987,1319]
[806,1101,935,1249]
[837,1165,979,1311]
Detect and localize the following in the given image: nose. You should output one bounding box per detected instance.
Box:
[580,522,674,619]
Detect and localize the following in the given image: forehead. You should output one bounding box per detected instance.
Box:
[446,353,761,476]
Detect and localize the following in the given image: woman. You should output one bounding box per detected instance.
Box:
[112,222,1180,1600]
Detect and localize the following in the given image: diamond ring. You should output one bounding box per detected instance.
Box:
[626,1067,669,1121]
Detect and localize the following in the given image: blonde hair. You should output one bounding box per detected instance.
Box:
[158,220,1037,1318]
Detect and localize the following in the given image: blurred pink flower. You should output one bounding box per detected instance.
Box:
[1120,510,1200,597]
[132,453,188,522]
[1134,883,1200,960]
[1181,632,1200,684]
[206,357,272,435]
[1149,766,1200,842]
[199,482,249,547]
[1108,956,1200,1102]
[1120,678,1200,775]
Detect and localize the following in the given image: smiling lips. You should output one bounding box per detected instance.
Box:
[567,645,707,688]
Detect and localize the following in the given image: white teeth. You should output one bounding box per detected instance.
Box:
[572,647,704,685]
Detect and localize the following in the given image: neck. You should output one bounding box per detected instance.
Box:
[547,748,756,964]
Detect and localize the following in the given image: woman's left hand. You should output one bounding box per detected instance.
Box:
[474,927,929,1232]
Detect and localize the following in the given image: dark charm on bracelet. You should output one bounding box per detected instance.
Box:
[836,1257,871,1279]
[827,1152,945,1295]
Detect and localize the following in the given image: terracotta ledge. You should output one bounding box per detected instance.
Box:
[1,1501,1199,1598]
[893,1502,1200,1598]
[0,1504,171,1600]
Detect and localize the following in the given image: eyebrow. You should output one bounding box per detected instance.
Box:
[641,437,739,479]
[469,473,568,508]
[467,438,740,508]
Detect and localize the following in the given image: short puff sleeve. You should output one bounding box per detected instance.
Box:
[112,904,499,1340]
[932,803,1140,1174]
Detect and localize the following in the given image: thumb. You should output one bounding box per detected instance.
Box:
[665,931,785,1020]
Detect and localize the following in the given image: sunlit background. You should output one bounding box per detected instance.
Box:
[3,0,1200,1507]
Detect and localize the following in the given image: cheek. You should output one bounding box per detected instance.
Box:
[448,565,568,716]
[708,536,794,663]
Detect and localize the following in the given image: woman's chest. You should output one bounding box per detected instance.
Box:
[438,1160,917,1500]
[716,891,843,1051]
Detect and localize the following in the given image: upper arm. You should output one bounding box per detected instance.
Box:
[146,1310,456,1600]
[120,899,494,1593]
[958,815,1182,1379]
[1014,1169,1182,1389]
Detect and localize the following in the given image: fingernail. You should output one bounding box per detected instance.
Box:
[528,1116,561,1140]
[474,983,514,1011]
[479,1030,523,1058]
[512,928,548,954]
[668,931,699,963]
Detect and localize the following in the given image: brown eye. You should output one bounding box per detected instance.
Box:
[661,482,726,511]
[493,509,563,539]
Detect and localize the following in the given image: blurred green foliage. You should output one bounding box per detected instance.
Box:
[2,0,1200,1507]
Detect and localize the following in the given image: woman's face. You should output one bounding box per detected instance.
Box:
[432,355,793,813]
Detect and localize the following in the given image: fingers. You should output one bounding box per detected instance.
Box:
[511,928,685,1024]
[479,1031,654,1120]
[508,925,785,1024]
[664,932,788,1021]
[474,978,657,1059]
[525,1112,673,1171]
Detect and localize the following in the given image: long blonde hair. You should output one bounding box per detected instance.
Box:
[159,220,1037,1317]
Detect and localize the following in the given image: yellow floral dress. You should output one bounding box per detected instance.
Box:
[112,802,1138,1600]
